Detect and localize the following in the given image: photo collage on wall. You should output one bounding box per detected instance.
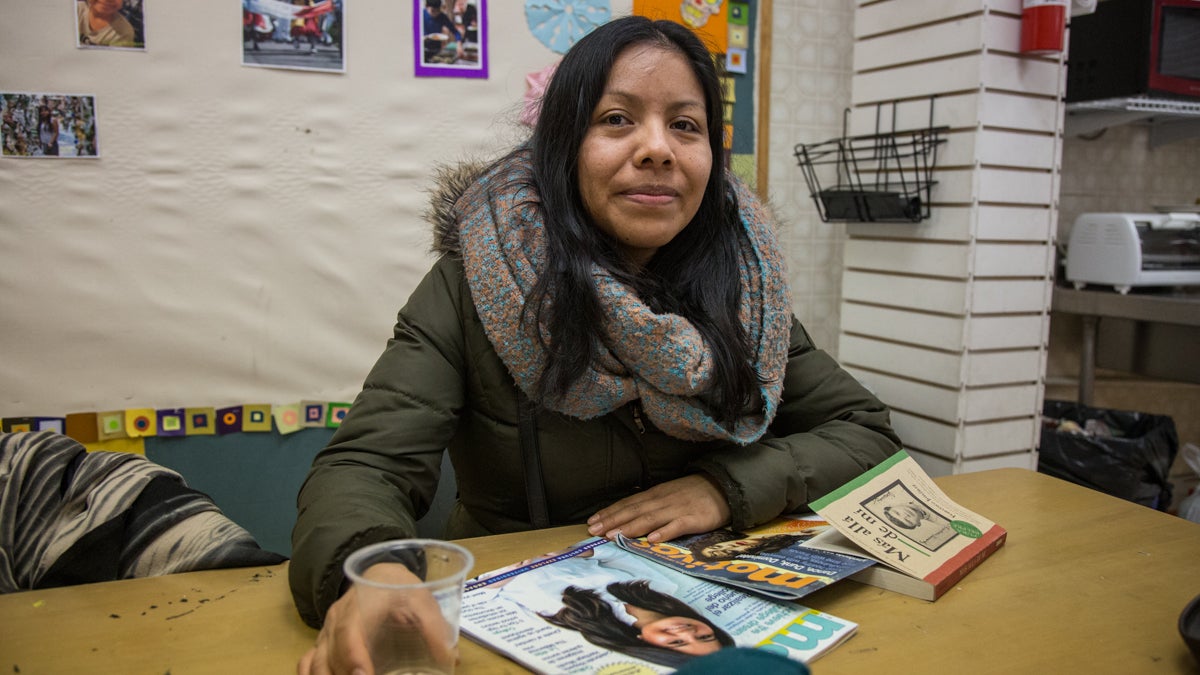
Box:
[1,93,98,159]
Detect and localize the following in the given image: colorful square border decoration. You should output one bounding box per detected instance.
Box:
[273,403,303,435]
[302,401,327,428]
[158,409,186,437]
[216,406,243,435]
[186,407,217,435]
[414,0,488,79]
[326,402,352,428]
[97,410,128,441]
[243,404,273,433]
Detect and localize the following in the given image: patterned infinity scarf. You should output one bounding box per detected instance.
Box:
[457,152,791,444]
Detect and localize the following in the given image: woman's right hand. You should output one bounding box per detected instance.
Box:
[297,563,456,675]
[298,579,374,675]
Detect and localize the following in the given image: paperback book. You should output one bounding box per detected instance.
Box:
[806,449,1008,601]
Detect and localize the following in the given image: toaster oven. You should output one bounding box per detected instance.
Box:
[1065,212,1200,293]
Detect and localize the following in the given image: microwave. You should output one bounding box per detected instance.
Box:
[1066,0,1200,102]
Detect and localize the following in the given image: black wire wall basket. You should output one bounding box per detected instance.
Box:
[793,98,948,223]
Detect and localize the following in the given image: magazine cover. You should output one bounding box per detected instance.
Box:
[807,450,1007,591]
[614,514,876,601]
[459,537,857,674]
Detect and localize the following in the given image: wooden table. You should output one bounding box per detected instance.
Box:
[3,468,1199,673]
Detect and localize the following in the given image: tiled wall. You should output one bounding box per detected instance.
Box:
[766,0,854,356]
[1057,125,1200,241]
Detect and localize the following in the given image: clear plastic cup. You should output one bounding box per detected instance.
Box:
[343,539,475,675]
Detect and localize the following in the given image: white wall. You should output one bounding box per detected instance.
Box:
[0,1,639,416]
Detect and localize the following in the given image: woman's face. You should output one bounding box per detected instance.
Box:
[576,44,712,267]
[887,505,923,528]
[638,616,721,656]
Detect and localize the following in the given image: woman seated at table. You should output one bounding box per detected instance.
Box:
[290,14,901,673]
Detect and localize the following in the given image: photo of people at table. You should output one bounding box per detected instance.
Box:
[415,0,483,76]
[862,483,957,552]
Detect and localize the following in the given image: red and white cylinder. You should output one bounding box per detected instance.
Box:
[1020,0,1070,55]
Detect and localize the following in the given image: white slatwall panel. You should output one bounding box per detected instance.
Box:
[976,205,1055,240]
[844,239,970,277]
[966,350,1043,386]
[974,243,1054,276]
[855,15,989,72]
[889,411,1040,461]
[842,271,967,312]
[964,315,1044,350]
[842,305,966,351]
[839,0,1063,470]
[840,335,1041,388]
[961,417,1041,457]
[843,273,1046,314]
[854,0,1017,38]
[840,335,963,386]
[972,279,1048,312]
[910,448,1038,479]
[845,91,1059,138]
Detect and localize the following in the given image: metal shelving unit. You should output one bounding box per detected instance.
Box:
[1064,96,1200,148]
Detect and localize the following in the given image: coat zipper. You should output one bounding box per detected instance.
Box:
[631,400,646,434]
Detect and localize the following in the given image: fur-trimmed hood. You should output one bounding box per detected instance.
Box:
[424,160,491,258]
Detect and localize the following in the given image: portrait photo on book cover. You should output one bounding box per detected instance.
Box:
[861,480,957,552]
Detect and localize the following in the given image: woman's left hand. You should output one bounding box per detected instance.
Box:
[587,474,731,543]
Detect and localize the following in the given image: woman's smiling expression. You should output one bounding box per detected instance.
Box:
[576,44,712,267]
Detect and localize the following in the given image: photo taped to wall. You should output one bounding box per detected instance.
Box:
[242,0,345,73]
[1,92,99,159]
[414,0,487,79]
[76,0,145,50]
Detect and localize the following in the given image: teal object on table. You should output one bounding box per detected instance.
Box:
[673,647,811,675]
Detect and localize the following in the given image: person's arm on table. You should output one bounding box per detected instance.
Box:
[291,258,468,673]
[589,317,902,542]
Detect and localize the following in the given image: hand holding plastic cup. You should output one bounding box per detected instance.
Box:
[343,539,475,675]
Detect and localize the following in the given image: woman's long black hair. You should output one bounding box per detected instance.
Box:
[524,15,762,427]
[687,530,803,563]
[541,579,735,667]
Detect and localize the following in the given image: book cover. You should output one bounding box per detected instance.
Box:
[459,536,857,674]
[613,514,876,602]
[806,449,1007,600]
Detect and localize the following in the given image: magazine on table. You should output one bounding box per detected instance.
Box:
[458,536,858,674]
[613,514,877,602]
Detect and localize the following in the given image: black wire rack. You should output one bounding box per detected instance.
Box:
[793,98,948,223]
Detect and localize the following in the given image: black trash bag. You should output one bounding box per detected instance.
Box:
[1038,400,1178,511]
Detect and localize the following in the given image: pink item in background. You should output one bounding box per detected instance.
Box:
[520,62,558,127]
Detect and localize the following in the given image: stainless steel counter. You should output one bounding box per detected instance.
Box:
[1051,286,1200,404]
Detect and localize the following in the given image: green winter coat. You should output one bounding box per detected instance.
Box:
[288,167,902,628]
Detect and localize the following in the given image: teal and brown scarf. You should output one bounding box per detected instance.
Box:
[457,152,791,444]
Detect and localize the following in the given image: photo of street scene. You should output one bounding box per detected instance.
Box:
[243,0,344,73]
